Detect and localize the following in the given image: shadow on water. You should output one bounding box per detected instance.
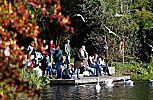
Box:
[39,81,153,100]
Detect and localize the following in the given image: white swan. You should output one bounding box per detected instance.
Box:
[96,77,101,93]
[121,78,134,86]
[104,79,114,88]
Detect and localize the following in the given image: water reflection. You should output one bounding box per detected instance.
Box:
[39,81,153,100]
[56,86,62,99]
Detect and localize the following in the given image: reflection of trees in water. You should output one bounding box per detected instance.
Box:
[40,82,153,100]
[112,86,126,99]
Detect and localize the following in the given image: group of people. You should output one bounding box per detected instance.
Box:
[16,38,111,79]
[74,45,111,79]
[26,39,72,79]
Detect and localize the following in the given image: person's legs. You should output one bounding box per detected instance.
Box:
[80,67,84,74]
[101,65,111,76]
[68,55,70,64]
[89,64,100,76]
[76,68,80,79]
[46,67,53,78]
[104,67,111,76]
[56,62,62,79]
[95,66,100,77]
[85,67,94,76]
[98,65,104,76]
[48,67,53,78]
[72,67,76,75]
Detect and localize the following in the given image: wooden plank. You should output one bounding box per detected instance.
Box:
[75,77,106,85]
[50,76,131,85]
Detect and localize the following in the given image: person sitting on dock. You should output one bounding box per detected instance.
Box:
[98,56,111,76]
[88,54,101,77]
[62,62,73,79]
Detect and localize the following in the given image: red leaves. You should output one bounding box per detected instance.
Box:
[0,29,3,34]
[0,0,75,99]
[71,27,75,33]
[18,0,22,3]
[20,7,26,15]
[34,29,40,36]
[47,0,52,3]
[50,15,54,22]
[0,19,2,23]
[4,20,9,27]
[30,2,37,9]
[65,26,70,32]
[28,0,34,2]
[41,8,47,16]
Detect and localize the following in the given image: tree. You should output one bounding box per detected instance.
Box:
[0,0,39,99]
[61,0,153,63]
[130,0,153,62]
[0,0,72,99]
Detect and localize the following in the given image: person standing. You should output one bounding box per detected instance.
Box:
[41,39,48,55]
[45,55,53,79]
[74,47,84,79]
[80,45,88,74]
[50,39,55,49]
[54,45,63,79]
[65,39,71,63]
[27,42,35,55]
[49,40,56,67]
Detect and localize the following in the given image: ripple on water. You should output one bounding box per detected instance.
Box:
[39,81,153,100]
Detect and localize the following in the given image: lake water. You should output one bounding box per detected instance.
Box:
[39,81,153,100]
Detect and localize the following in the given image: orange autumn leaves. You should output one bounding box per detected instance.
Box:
[28,0,74,33]
[0,2,39,38]
[0,0,73,99]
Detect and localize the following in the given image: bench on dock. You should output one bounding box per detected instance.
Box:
[108,67,115,75]
[50,63,127,85]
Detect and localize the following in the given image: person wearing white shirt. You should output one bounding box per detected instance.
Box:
[27,42,35,55]
[65,39,71,63]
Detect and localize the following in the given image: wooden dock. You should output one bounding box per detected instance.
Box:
[50,75,130,85]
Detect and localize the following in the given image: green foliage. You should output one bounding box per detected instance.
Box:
[114,57,153,80]
[70,57,74,63]
[27,0,73,44]
[61,0,153,63]
[0,0,72,99]
[130,0,153,62]
[134,8,153,30]
[20,68,42,89]
[41,76,51,85]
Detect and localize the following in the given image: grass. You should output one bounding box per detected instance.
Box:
[20,68,42,89]
[113,59,153,80]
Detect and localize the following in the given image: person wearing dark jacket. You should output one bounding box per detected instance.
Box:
[54,45,63,79]
[74,47,84,79]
